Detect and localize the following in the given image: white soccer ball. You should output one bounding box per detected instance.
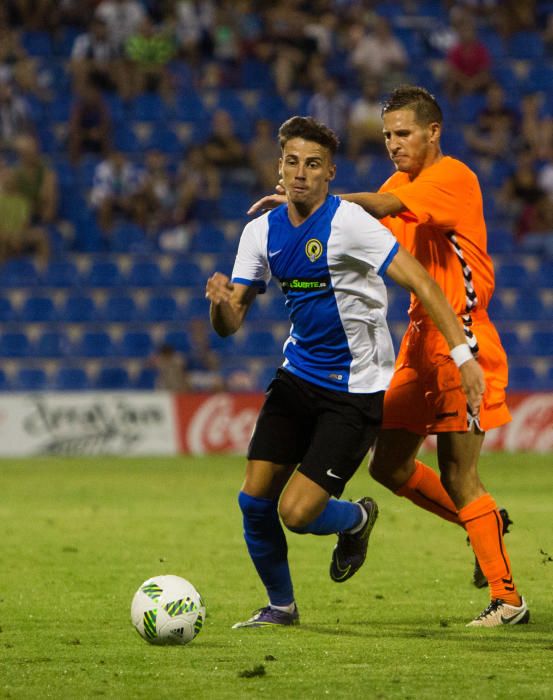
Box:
[131,575,205,645]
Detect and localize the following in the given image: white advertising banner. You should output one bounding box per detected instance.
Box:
[0,392,178,456]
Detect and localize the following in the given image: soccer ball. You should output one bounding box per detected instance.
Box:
[131,575,205,645]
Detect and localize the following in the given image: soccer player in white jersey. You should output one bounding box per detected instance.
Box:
[206,116,484,628]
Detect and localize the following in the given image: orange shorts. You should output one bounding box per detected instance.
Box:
[383,310,511,435]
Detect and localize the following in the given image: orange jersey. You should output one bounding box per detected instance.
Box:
[379,156,495,322]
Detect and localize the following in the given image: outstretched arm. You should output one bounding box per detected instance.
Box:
[206,272,257,337]
[386,246,485,415]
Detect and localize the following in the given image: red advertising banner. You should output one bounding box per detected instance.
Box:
[175,392,263,455]
[175,391,553,455]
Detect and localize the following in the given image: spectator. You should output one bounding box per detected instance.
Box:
[444,15,491,101]
[89,149,145,231]
[248,119,280,191]
[137,149,175,233]
[307,74,349,141]
[0,81,34,149]
[70,16,123,94]
[174,0,216,62]
[516,192,553,256]
[95,0,146,52]
[463,82,518,159]
[186,318,224,392]
[203,109,250,184]
[0,16,50,100]
[0,167,50,265]
[347,79,386,159]
[518,91,553,161]
[11,133,58,225]
[124,15,176,102]
[149,343,190,392]
[68,79,112,164]
[347,17,408,91]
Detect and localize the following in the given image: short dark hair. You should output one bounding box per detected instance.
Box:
[278,116,340,155]
[381,85,443,126]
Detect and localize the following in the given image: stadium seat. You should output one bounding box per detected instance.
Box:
[144,295,180,322]
[0,259,39,288]
[21,30,52,56]
[16,368,49,391]
[187,296,210,319]
[0,368,10,391]
[166,260,205,287]
[76,331,116,357]
[133,367,157,390]
[119,331,154,358]
[0,333,30,357]
[190,226,229,254]
[127,260,164,287]
[41,259,81,287]
[498,330,523,357]
[163,330,190,353]
[508,365,537,391]
[54,367,90,390]
[34,331,69,358]
[61,295,99,323]
[95,366,130,389]
[0,297,15,322]
[19,296,58,322]
[102,295,139,323]
[494,263,531,289]
[529,331,553,357]
[536,261,553,288]
[242,330,282,357]
[508,31,544,59]
[87,260,125,287]
[110,222,153,254]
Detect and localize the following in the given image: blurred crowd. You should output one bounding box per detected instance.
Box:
[0,0,551,389]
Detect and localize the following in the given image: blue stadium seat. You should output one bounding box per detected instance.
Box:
[494,263,531,289]
[536,261,553,288]
[163,330,190,353]
[41,259,81,287]
[190,226,229,254]
[95,366,130,389]
[16,368,48,391]
[187,296,209,319]
[144,295,179,322]
[0,259,39,288]
[21,31,52,56]
[119,331,154,358]
[508,31,544,59]
[502,292,546,321]
[62,295,98,323]
[508,365,537,391]
[87,260,124,287]
[0,333,30,358]
[128,93,168,122]
[102,295,139,323]
[110,222,153,254]
[0,297,15,322]
[19,296,58,322]
[498,330,523,357]
[166,260,205,287]
[76,331,116,357]
[242,330,282,357]
[34,331,68,358]
[529,331,553,357]
[54,367,90,390]
[127,260,163,287]
[133,367,157,389]
[0,368,10,391]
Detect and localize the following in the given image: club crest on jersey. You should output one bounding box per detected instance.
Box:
[305,238,323,262]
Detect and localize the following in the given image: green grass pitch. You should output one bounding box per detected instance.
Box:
[1,452,552,699]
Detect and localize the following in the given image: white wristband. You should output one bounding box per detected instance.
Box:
[450,344,473,368]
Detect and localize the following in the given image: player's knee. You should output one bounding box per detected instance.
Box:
[369,456,412,491]
[278,501,312,532]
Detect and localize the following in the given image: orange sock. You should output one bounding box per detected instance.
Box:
[458,494,521,606]
[395,460,460,525]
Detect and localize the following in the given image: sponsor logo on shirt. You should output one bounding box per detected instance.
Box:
[305,238,323,262]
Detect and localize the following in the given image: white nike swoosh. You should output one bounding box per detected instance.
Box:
[326,469,342,480]
[268,249,283,257]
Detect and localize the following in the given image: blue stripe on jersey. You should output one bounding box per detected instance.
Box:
[267,195,353,390]
[379,240,399,276]
[232,277,267,292]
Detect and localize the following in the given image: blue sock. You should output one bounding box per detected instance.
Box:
[238,491,294,607]
[290,498,362,535]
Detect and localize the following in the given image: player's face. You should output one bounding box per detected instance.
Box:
[279,137,336,211]
[382,109,441,178]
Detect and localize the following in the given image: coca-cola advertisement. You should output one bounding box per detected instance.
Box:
[175,393,263,455]
[176,391,553,456]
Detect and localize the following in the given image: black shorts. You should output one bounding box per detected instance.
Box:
[248,368,384,497]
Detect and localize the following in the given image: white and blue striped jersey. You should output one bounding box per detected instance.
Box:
[232,195,399,393]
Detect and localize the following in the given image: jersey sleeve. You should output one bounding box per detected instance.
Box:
[387,160,471,228]
[231,216,271,293]
[335,200,399,276]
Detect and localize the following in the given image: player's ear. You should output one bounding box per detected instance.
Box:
[278,157,283,178]
[326,163,336,182]
[429,121,441,143]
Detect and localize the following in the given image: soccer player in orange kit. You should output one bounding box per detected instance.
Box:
[249,86,528,627]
